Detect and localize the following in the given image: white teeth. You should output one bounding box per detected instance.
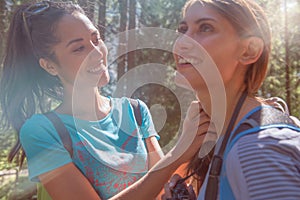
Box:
[88,66,103,73]
[178,57,198,65]
[87,60,105,73]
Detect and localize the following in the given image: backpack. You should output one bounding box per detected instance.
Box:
[37,99,142,200]
[205,105,300,200]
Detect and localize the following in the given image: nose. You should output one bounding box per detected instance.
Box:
[88,41,104,58]
[174,33,195,55]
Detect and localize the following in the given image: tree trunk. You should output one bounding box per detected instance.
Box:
[78,0,94,20]
[98,0,106,41]
[284,0,291,109]
[117,0,128,81]
[88,0,95,21]
[127,0,136,70]
[0,0,6,63]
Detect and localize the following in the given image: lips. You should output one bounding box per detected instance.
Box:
[177,56,200,68]
[178,57,194,64]
[87,59,106,74]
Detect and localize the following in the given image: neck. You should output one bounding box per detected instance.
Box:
[195,85,248,135]
[56,86,111,120]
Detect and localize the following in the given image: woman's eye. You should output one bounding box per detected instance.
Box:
[73,46,84,52]
[199,24,213,32]
[93,37,101,45]
[177,25,188,34]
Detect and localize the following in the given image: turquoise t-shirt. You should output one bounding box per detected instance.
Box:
[20,97,159,199]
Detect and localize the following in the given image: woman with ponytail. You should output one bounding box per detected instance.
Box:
[0,1,163,199]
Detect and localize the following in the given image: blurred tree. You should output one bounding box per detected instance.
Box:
[128,0,136,70]
[0,0,5,64]
[117,0,128,82]
[258,0,300,117]
[98,0,106,41]
[78,0,94,19]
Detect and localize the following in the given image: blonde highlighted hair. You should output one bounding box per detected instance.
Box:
[182,0,272,182]
[183,0,271,96]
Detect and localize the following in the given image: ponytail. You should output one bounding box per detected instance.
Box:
[0,1,83,165]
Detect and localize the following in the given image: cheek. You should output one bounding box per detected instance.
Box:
[102,45,108,55]
[97,70,110,87]
[56,57,82,83]
[205,43,239,77]
[99,42,108,58]
[103,50,108,65]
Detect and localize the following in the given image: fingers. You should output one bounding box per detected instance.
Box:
[198,121,217,159]
[264,97,288,114]
[172,105,213,164]
[183,104,210,135]
[197,111,211,135]
[164,101,213,166]
[290,116,300,127]
[185,101,202,121]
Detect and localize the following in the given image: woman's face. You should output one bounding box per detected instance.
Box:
[173,2,245,91]
[49,12,109,89]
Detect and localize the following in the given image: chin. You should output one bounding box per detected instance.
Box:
[97,72,110,87]
[174,71,194,91]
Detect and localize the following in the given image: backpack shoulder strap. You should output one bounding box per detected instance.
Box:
[44,112,73,157]
[43,99,142,157]
[230,106,298,144]
[129,98,142,126]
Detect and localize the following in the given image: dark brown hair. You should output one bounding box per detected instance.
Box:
[0,1,84,166]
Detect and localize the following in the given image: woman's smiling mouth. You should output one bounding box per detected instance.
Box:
[87,59,106,74]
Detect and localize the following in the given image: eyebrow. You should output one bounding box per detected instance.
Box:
[65,30,99,48]
[179,17,217,25]
[66,38,83,48]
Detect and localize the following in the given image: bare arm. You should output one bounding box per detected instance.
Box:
[40,163,101,200]
[110,102,209,200]
[110,133,205,200]
[145,136,164,168]
[109,153,183,200]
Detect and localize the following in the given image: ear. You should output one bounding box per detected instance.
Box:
[239,37,264,65]
[39,58,58,76]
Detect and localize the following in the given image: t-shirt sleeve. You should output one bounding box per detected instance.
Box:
[20,114,72,182]
[137,100,160,140]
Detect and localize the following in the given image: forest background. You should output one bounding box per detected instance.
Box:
[0,0,299,199]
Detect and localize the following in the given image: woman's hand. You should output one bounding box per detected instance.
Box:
[109,102,211,200]
[161,174,196,200]
[264,97,287,113]
[169,101,212,165]
[264,97,300,127]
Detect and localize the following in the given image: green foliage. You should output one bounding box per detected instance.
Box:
[258,0,300,118]
[0,174,36,200]
[0,130,18,170]
[138,0,186,29]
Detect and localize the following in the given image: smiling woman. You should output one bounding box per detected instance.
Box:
[0,1,163,199]
[40,11,110,91]
[105,0,300,200]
